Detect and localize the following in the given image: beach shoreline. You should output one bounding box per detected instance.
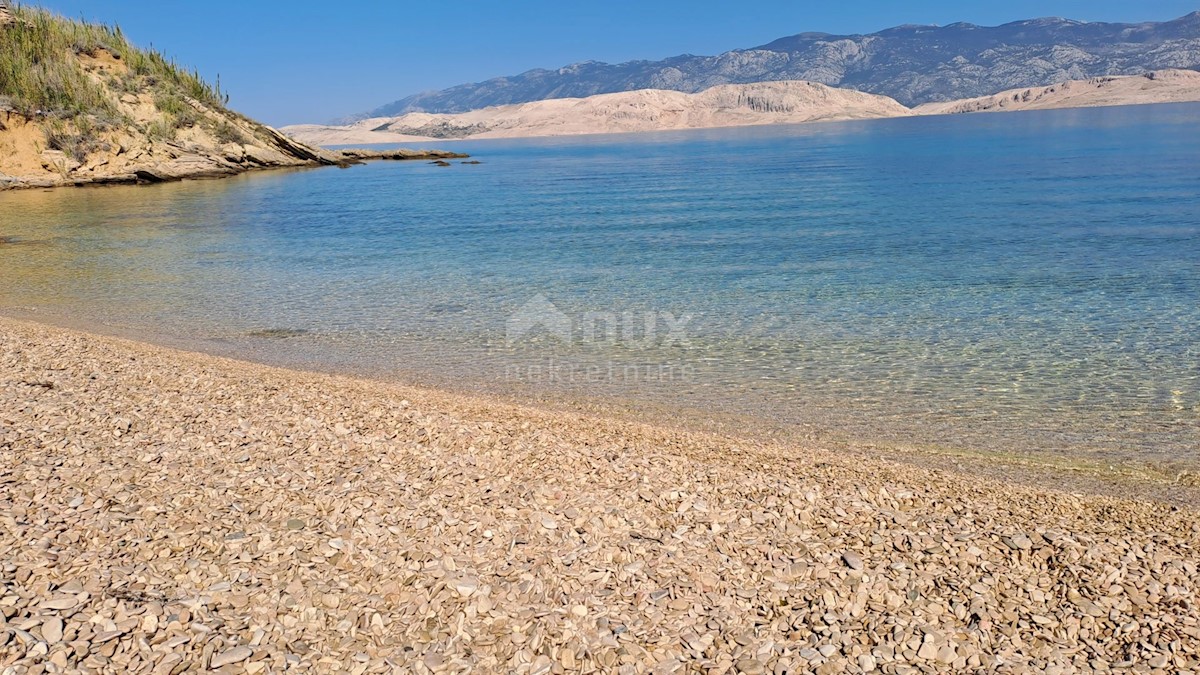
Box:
[3,307,1196,508]
[2,314,1198,672]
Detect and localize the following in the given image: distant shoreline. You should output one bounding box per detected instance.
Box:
[284,71,1200,147]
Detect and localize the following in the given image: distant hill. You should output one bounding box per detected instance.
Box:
[355,12,1200,118]
[0,4,341,190]
[916,69,1200,115]
[286,69,1200,147]
[288,80,913,145]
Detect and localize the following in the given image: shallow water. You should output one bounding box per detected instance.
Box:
[2,104,1199,471]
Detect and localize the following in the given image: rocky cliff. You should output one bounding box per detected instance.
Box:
[356,12,1200,117]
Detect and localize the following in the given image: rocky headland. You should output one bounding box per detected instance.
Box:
[0,7,462,192]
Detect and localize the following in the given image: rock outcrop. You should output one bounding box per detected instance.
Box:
[286,80,913,145]
[0,8,461,191]
[336,148,469,161]
[0,99,343,191]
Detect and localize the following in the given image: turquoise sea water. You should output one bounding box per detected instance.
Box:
[2,103,1198,470]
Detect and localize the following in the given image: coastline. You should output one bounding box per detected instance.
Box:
[3,315,1198,671]
[0,141,469,193]
[282,71,1200,147]
[5,307,1197,507]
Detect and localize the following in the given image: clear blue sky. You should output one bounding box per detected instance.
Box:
[28,1,1200,126]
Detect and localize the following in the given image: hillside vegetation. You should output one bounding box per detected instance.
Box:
[0,4,344,189]
[0,5,222,118]
[1,5,237,157]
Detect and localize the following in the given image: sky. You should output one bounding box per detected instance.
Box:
[28,1,1200,126]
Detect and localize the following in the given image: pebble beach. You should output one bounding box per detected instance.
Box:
[1,316,1198,674]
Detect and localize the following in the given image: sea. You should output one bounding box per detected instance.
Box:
[2,103,1198,474]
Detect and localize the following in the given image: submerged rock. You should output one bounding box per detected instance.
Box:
[246,328,309,339]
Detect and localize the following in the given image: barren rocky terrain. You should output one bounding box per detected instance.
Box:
[1,316,1198,673]
[356,13,1200,117]
[285,71,1200,146]
[916,69,1200,115]
[285,81,912,145]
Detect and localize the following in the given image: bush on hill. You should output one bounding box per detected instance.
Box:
[0,5,226,125]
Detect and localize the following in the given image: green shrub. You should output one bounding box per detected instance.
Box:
[145,117,174,141]
[0,5,228,121]
[154,89,200,128]
[110,72,140,96]
[44,117,105,163]
[213,120,246,145]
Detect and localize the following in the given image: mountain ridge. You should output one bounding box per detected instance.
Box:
[351,12,1200,120]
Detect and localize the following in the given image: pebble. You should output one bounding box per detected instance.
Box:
[453,577,479,598]
[0,318,1196,674]
[40,617,63,644]
[39,597,78,611]
[737,659,766,674]
[209,645,253,668]
[1005,533,1033,550]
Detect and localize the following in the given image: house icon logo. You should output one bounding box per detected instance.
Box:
[506,294,572,344]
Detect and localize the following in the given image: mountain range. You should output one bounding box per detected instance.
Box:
[285,70,1200,146]
[357,12,1200,119]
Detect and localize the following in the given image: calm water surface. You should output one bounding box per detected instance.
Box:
[2,104,1198,471]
